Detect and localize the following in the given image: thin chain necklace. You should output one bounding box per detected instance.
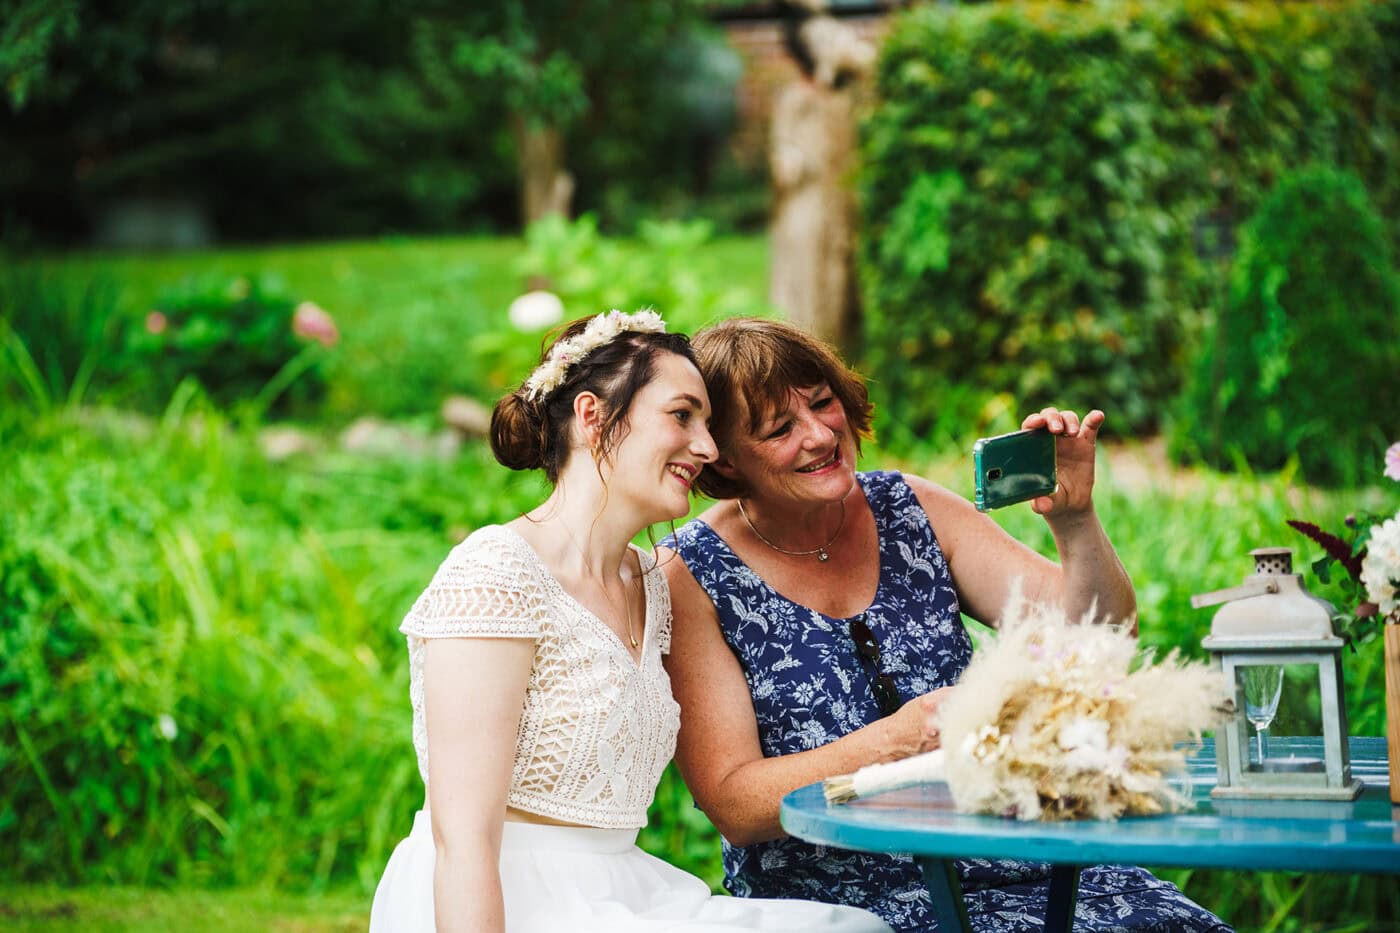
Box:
[617,567,639,649]
[558,520,640,649]
[738,496,846,562]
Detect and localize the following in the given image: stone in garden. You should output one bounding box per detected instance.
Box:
[260,426,319,461]
[340,416,461,460]
[440,395,492,438]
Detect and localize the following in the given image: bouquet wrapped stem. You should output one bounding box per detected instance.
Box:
[825,750,945,804]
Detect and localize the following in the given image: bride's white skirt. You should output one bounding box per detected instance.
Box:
[370,811,891,932]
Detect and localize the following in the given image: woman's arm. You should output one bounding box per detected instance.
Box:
[424,636,535,933]
[661,552,948,846]
[906,407,1136,632]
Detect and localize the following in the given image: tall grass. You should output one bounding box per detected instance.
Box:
[0,400,546,891]
[5,406,1394,929]
[0,267,124,413]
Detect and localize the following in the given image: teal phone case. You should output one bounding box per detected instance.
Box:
[973,428,1056,511]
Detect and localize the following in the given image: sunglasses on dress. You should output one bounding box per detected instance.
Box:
[849,614,902,718]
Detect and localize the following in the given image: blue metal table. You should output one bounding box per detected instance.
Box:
[780,737,1396,932]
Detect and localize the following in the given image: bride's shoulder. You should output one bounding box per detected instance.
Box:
[450,523,527,558]
[431,524,542,586]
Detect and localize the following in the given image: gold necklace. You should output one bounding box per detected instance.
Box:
[620,571,639,649]
[558,520,640,649]
[737,497,846,562]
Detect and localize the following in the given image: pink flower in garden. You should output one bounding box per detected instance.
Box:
[1385,442,1400,483]
[293,301,339,347]
[145,311,168,334]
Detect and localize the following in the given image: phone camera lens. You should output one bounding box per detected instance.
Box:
[987,468,1003,480]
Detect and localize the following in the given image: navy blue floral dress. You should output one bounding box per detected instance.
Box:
[666,471,1232,933]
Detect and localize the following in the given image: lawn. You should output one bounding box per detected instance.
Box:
[15,229,771,418]
[0,886,365,932]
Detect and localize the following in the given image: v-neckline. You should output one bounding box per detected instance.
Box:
[702,473,885,624]
[498,525,652,670]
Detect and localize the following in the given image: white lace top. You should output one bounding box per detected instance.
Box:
[399,524,681,829]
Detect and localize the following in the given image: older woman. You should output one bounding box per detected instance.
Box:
[659,318,1230,932]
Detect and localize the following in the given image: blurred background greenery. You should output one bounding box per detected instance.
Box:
[3,0,1399,930]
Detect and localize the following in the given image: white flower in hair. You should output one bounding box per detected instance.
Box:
[523,309,667,401]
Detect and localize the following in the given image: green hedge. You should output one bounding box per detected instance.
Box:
[1174,165,1400,485]
[859,0,1400,446]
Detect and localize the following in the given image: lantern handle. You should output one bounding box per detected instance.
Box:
[1189,578,1279,609]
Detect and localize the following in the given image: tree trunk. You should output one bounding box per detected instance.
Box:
[768,79,861,354]
[512,115,574,226]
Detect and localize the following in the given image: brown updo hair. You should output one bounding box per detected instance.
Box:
[690,317,875,500]
[490,314,699,484]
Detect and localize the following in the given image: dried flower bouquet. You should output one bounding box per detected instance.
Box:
[826,596,1234,820]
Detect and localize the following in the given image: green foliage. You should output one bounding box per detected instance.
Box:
[124,276,334,416]
[0,0,733,242]
[0,402,546,889]
[0,264,121,412]
[0,0,79,111]
[516,214,766,327]
[468,214,771,397]
[860,0,1400,445]
[1173,166,1400,485]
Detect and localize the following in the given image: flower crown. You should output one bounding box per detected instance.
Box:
[523,309,667,401]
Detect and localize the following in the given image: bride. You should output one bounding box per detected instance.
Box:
[370,310,890,932]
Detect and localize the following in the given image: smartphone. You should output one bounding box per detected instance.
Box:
[973,427,1056,512]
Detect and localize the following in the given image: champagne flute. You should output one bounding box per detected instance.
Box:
[1241,665,1284,765]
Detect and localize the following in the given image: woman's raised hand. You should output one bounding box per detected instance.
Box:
[1020,407,1104,519]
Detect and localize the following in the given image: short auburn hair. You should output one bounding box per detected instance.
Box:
[690,317,874,500]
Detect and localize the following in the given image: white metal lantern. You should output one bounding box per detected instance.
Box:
[1191,547,1362,800]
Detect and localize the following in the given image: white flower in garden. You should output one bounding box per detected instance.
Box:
[1360,513,1400,617]
[1384,442,1400,483]
[508,289,565,332]
[157,714,178,741]
[292,301,340,347]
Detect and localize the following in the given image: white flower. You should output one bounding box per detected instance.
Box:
[962,724,1009,763]
[523,309,666,400]
[508,290,565,331]
[157,714,178,741]
[1361,513,1400,617]
[1057,716,1110,753]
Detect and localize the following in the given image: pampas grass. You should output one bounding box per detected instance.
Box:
[825,594,1235,820]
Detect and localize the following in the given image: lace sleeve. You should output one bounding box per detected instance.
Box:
[647,557,674,655]
[399,528,543,640]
